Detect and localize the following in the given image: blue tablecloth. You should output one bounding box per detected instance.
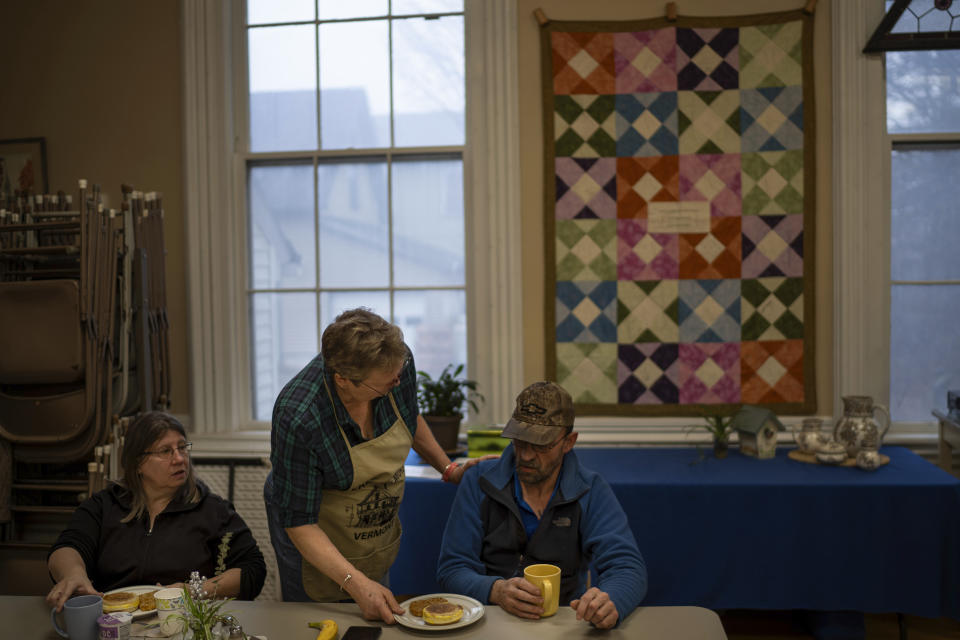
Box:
[391,446,960,619]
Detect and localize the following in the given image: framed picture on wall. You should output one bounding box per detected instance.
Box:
[0,137,48,200]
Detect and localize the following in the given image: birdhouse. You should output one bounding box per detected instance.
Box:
[730,405,784,459]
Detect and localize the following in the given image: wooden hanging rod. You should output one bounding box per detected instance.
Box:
[534,0,813,28]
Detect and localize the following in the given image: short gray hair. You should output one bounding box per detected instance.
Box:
[321,308,407,381]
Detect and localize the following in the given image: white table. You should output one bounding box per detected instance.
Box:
[13,596,727,639]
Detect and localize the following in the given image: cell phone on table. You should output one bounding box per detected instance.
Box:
[341,626,382,640]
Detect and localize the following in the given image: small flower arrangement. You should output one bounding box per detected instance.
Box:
[173,571,247,640]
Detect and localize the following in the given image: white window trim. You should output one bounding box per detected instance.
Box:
[832,0,937,445]
[181,0,524,439]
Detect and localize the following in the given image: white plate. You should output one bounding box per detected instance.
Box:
[104,585,161,620]
[394,593,485,631]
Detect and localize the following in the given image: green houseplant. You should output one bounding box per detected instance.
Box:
[417,364,484,453]
[687,412,735,459]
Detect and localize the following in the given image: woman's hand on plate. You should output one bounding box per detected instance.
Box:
[348,575,404,624]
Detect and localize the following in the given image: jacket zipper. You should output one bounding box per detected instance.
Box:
[139,516,155,584]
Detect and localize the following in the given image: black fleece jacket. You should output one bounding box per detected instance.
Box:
[50,480,266,600]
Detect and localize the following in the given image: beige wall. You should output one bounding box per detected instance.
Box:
[0,1,189,414]
[516,0,834,415]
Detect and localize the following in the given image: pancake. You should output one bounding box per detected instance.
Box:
[137,590,157,612]
[422,602,464,625]
[408,597,447,617]
[102,591,140,613]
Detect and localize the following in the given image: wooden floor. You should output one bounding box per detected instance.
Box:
[720,610,960,639]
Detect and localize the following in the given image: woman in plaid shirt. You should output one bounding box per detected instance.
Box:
[264,308,486,623]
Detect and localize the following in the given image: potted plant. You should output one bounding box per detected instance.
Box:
[688,413,735,459]
[417,364,484,453]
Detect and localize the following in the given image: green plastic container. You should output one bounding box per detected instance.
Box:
[467,428,510,458]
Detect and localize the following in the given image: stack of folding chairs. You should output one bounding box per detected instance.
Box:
[0,179,170,542]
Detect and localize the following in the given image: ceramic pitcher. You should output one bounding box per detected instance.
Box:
[834,395,890,457]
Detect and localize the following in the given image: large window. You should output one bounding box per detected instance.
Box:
[885,50,960,423]
[245,0,467,420]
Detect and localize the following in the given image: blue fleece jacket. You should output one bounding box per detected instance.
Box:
[436,445,647,623]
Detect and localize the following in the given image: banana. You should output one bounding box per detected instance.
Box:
[307,619,338,640]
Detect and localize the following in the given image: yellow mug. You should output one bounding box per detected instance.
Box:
[524,563,561,617]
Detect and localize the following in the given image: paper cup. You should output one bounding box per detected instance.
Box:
[154,588,186,635]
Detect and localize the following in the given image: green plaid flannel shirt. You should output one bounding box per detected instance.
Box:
[269,351,420,528]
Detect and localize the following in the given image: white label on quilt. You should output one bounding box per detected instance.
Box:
[647,201,710,234]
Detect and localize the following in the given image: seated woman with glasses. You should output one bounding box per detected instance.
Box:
[46,411,267,612]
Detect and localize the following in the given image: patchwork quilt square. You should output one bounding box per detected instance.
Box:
[556,280,618,342]
[556,342,619,404]
[618,343,681,404]
[676,28,739,90]
[617,219,679,280]
[614,29,678,92]
[678,153,742,218]
[615,92,679,157]
[556,158,618,219]
[557,220,619,281]
[616,156,679,218]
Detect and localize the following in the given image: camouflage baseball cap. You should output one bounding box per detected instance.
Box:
[501,381,575,445]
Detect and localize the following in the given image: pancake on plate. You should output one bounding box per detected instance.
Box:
[408,597,447,617]
[102,591,140,613]
[138,590,157,611]
[422,602,464,625]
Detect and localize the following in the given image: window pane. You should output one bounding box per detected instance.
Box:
[318,161,389,287]
[248,0,314,25]
[891,147,960,281]
[251,292,318,421]
[249,25,318,151]
[319,21,390,149]
[890,284,960,422]
[394,290,467,381]
[393,0,463,16]
[249,164,316,289]
[890,0,955,33]
[320,291,391,330]
[886,50,960,134]
[392,157,464,287]
[319,0,387,20]
[393,16,464,147]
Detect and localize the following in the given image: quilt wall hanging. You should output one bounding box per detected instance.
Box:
[541,7,816,416]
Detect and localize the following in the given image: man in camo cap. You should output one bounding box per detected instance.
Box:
[437,381,647,629]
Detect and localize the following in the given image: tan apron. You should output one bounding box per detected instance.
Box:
[302,381,413,601]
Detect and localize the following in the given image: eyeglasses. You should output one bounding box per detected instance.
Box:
[511,436,566,455]
[358,380,393,397]
[143,442,192,460]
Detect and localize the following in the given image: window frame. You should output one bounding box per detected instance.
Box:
[181,0,523,437]
[833,0,951,444]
